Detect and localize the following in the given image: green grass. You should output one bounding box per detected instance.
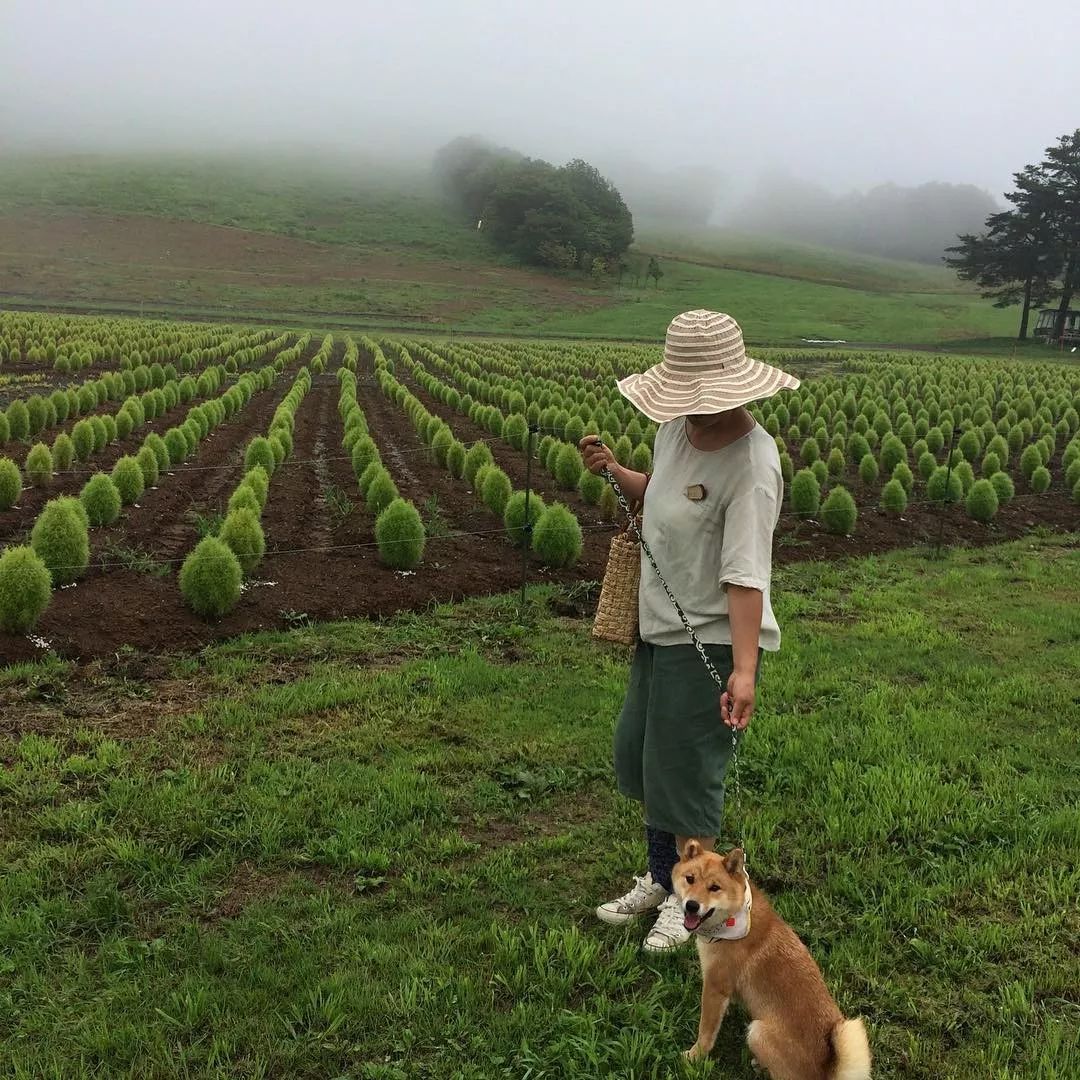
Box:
[0,155,1025,346]
[1,537,1077,1077]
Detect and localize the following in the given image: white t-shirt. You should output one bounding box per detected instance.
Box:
[638,419,782,651]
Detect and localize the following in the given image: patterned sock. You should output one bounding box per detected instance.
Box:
[645,825,678,894]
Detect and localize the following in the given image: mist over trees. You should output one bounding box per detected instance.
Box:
[732,175,998,263]
[946,129,1080,340]
[599,161,723,229]
[433,136,633,272]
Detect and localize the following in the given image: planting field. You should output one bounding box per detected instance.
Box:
[0,311,1078,662]
[1,539,1077,1077]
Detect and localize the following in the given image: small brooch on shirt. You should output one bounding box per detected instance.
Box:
[685,484,707,502]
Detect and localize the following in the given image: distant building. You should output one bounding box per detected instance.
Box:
[1034,308,1080,345]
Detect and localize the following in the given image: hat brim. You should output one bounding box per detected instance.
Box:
[617,357,800,423]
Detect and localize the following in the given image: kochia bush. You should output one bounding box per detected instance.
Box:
[244,436,276,477]
[463,441,493,485]
[927,466,963,504]
[80,473,122,526]
[219,508,266,576]
[966,479,999,522]
[365,469,400,516]
[880,478,907,515]
[0,457,22,509]
[1030,465,1051,493]
[532,503,583,567]
[790,469,820,516]
[25,443,53,488]
[503,490,547,548]
[374,498,426,570]
[136,445,160,488]
[30,497,90,585]
[820,486,857,535]
[989,470,1015,505]
[481,467,513,517]
[0,546,52,633]
[179,536,242,619]
[111,456,145,505]
[553,444,583,489]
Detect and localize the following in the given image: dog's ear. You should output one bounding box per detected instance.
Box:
[681,839,702,861]
[723,847,745,877]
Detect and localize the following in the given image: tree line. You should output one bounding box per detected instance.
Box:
[433,137,634,275]
[946,130,1080,340]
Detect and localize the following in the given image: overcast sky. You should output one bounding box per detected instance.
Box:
[1,0,1077,196]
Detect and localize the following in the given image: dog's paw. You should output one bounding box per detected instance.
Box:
[684,1044,705,1062]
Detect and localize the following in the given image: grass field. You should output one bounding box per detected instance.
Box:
[0,156,1021,345]
[2,536,1077,1078]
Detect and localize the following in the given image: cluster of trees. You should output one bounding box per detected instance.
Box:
[946,130,1080,340]
[433,137,634,273]
[733,175,997,264]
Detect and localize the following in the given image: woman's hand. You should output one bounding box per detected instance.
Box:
[721,669,756,730]
[579,435,615,475]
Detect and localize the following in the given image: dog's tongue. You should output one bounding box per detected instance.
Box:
[683,911,703,931]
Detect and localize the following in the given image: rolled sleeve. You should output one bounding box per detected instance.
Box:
[719,484,778,593]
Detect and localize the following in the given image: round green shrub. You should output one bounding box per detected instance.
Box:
[553,444,583,489]
[848,432,870,465]
[351,435,379,480]
[790,468,820,516]
[503,414,529,451]
[243,466,269,510]
[927,466,963,505]
[30,497,89,585]
[267,433,286,466]
[219,508,266,576]
[917,450,937,481]
[0,546,52,633]
[244,436,276,476]
[366,469,399,516]
[820,486,857,535]
[463,442,493,485]
[612,435,633,467]
[989,471,1014,505]
[810,459,828,487]
[136,445,159,488]
[80,473,122,526]
[966,479,999,523]
[431,426,454,466]
[179,536,242,619]
[25,443,53,487]
[630,442,652,472]
[1030,466,1051,494]
[981,451,1001,477]
[374,498,426,570]
[532,503,583,567]
[954,461,975,495]
[957,429,981,462]
[228,485,261,517]
[779,452,794,484]
[879,434,907,477]
[50,433,74,473]
[891,461,914,494]
[446,440,467,479]
[826,447,845,478]
[142,433,167,473]
[1019,444,1042,480]
[1065,457,1080,491]
[6,401,30,442]
[71,419,95,463]
[926,427,945,454]
[102,415,118,445]
[504,490,547,547]
[799,437,820,465]
[358,460,382,499]
[481,467,513,517]
[111,456,145,505]
[0,413,9,446]
[563,415,585,446]
[578,469,606,504]
[0,457,22,510]
[880,478,907,515]
[90,417,108,453]
[858,453,879,486]
[163,427,188,466]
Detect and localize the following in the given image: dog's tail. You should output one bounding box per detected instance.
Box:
[830,1018,871,1080]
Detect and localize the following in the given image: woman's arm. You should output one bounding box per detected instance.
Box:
[579,436,649,503]
[722,585,762,730]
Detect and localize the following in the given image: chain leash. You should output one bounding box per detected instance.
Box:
[599,458,745,858]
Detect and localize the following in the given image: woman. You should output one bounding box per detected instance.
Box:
[582,309,799,953]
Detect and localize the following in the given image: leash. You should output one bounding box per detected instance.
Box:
[598,450,746,859]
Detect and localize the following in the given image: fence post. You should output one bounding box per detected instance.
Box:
[933,426,960,560]
[520,423,538,607]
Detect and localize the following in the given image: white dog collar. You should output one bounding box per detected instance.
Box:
[698,867,753,942]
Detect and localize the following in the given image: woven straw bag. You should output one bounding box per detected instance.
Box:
[592,522,641,645]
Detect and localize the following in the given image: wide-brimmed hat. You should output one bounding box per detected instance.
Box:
[617,310,800,423]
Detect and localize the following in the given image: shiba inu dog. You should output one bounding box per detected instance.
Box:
[674,842,871,1079]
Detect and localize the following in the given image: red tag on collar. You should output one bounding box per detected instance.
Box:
[725,917,737,927]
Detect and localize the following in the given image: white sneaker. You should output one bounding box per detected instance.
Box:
[643,893,692,953]
[596,872,668,926]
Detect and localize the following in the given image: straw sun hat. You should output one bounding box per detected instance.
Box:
[616,310,800,423]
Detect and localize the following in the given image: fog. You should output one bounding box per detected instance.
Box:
[2,0,1078,205]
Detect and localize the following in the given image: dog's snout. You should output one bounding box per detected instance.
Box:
[684,899,700,914]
